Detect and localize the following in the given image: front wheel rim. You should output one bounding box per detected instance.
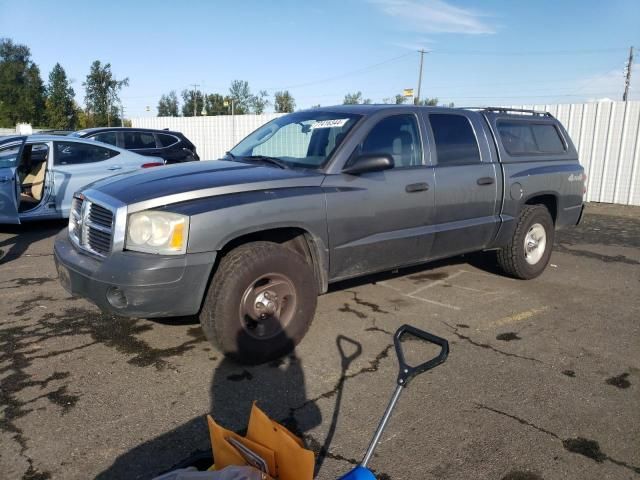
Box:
[239,272,297,340]
[524,223,547,265]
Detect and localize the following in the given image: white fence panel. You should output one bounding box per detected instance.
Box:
[133,102,640,206]
[131,114,283,161]
[509,101,640,205]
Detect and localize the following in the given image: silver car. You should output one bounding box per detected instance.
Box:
[0,135,163,224]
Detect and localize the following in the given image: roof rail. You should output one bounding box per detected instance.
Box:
[463,107,553,118]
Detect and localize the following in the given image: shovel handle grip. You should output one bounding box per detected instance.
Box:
[394,324,449,386]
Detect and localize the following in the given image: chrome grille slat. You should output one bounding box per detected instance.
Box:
[69,196,114,258]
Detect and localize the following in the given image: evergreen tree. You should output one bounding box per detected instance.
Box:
[274,90,295,113]
[0,38,47,127]
[83,60,129,127]
[46,63,76,129]
[157,90,179,116]
[343,91,371,105]
[181,89,204,116]
[229,80,252,114]
[204,93,227,115]
[251,90,270,114]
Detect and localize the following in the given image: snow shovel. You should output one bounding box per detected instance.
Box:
[338,324,449,480]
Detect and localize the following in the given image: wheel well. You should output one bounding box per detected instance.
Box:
[525,195,557,223]
[220,227,324,291]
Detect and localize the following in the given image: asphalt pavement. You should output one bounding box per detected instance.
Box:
[0,203,638,480]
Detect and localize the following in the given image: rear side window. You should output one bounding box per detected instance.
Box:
[156,133,179,147]
[91,132,118,146]
[498,121,566,155]
[531,124,565,153]
[54,141,119,165]
[429,114,481,165]
[360,114,423,168]
[124,132,157,149]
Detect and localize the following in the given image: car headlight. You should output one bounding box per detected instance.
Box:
[126,211,189,254]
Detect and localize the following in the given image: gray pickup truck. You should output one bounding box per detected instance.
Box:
[54,105,585,363]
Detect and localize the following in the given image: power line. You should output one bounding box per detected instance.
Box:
[264,52,415,91]
[429,47,628,56]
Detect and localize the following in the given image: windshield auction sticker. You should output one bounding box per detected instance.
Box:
[310,119,349,129]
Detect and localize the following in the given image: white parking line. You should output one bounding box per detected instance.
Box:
[406,270,466,296]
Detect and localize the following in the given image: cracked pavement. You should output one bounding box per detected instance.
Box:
[0,203,639,479]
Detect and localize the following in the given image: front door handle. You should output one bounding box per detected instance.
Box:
[107,166,122,171]
[0,176,11,183]
[477,177,495,186]
[405,182,429,193]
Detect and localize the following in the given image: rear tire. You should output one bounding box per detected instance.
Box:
[497,205,554,279]
[199,241,318,364]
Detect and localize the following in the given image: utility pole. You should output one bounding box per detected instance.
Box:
[120,105,125,126]
[415,49,427,105]
[190,84,200,116]
[623,46,634,102]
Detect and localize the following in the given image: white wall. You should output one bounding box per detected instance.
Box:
[509,102,640,206]
[131,114,284,161]
[133,101,640,206]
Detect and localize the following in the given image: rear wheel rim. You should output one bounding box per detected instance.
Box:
[239,272,297,340]
[524,223,547,265]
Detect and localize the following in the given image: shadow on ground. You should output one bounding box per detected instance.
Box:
[0,219,66,265]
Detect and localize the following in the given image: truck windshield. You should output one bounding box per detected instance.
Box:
[229,111,361,169]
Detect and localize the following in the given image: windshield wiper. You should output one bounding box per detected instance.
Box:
[242,155,288,169]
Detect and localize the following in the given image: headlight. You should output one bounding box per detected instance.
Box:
[126,211,189,254]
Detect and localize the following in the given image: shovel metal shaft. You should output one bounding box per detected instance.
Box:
[361,384,404,468]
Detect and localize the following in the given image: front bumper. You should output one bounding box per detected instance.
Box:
[54,231,216,317]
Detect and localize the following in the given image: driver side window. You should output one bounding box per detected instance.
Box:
[360,115,423,168]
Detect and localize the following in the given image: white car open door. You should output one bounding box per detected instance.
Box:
[0,136,26,224]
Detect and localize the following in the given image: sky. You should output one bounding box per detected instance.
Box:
[1,0,639,117]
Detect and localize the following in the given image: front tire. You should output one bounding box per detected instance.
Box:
[199,241,318,364]
[497,205,554,279]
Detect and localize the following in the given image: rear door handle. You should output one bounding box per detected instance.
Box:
[405,182,429,193]
[477,177,495,186]
[0,176,11,183]
[107,166,122,171]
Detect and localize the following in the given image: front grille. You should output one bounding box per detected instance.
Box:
[69,196,114,258]
[88,203,113,229]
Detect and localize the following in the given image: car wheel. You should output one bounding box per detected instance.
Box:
[496,205,554,279]
[199,241,318,364]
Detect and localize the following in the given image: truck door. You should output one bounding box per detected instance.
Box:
[324,113,436,280]
[0,136,27,224]
[424,112,500,257]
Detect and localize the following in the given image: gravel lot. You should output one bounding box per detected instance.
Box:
[0,203,638,480]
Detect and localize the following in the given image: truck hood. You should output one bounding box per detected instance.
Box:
[87,160,325,210]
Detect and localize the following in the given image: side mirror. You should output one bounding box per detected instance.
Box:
[342,154,394,175]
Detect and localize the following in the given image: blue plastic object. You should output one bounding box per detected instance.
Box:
[338,466,377,480]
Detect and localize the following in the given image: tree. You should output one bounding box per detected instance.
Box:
[274,90,295,113]
[343,91,371,105]
[157,90,179,117]
[204,93,228,115]
[45,63,76,129]
[395,94,408,104]
[0,38,47,127]
[416,97,439,106]
[251,90,270,114]
[181,89,204,116]
[83,60,129,127]
[229,80,252,114]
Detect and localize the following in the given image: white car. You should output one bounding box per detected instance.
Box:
[0,135,163,224]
